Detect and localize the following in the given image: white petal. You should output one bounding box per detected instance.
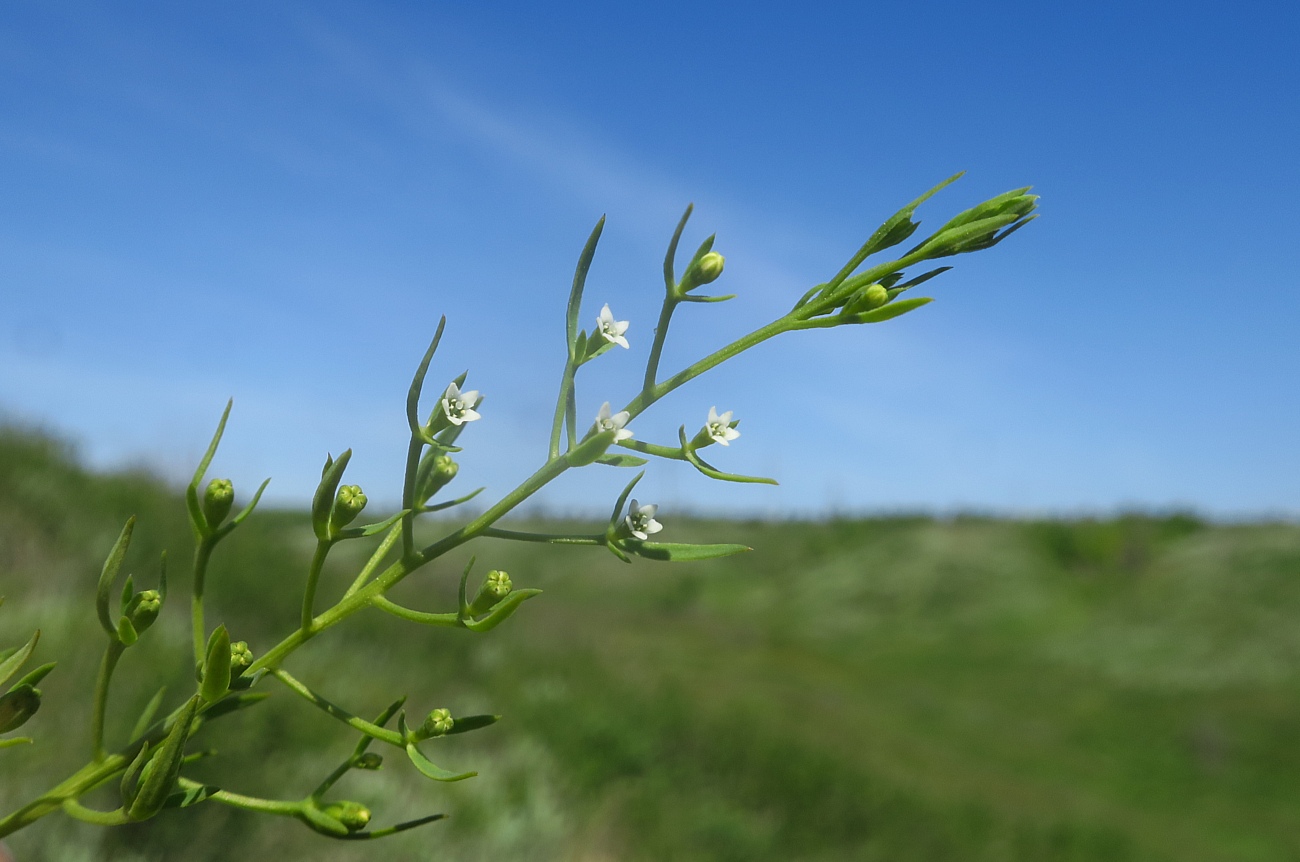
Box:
[640,503,658,518]
[597,401,613,422]
[613,320,629,336]
[707,406,721,424]
[461,407,481,423]
[644,519,663,534]
[445,381,462,400]
[598,304,614,325]
[614,428,634,443]
[610,410,630,429]
[460,390,480,405]
[612,334,630,349]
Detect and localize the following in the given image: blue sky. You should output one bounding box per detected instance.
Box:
[1,1,1297,518]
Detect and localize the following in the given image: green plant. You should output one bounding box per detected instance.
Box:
[0,174,1036,842]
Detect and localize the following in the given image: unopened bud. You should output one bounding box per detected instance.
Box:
[330,485,367,533]
[321,800,372,832]
[681,251,725,292]
[415,452,458,505]
[469,570,512,616]
[229,641,253,674]
[203,479,234,527]
[418,707,454,739]
[124,589,162,635]
[862,283,889,309]
[354,752,383,770]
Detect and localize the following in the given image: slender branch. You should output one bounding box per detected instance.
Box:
[91,640,126,761]
[480,527,603,545]
[269,669,405,747]
[642,297,679,392]
[400,437,423,558]
[300,540,331,634]
[190,539,215,667]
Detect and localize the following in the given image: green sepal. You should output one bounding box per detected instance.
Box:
[120,741,152,807]
[406,317,447,437]
[462,589,542,633]
[566,429,616,467]
[131,687,167,741]
[13,662,55,690]
[312,450,353,542]
[116,617,139,647]
[443,714,500,736]
[300,801,351,836]
[677,427,777,485]
[623,541,751,562]
[456,557,475,621]
[127,694,201,821]
[915,211,1029,258]
[892,266,952,292]
[186,400,232,539]
[680,292,735,303]
[933,187,1036,235]
[399,714,477,782]
[579,330,618,364]
[163,783,219,810]
[0,630,39,687]
[605,540,632,564]
[332,510,409,541]
[227,667,266,692]
[200,625,232,703]
[0,684,41,733]
[595,452,649,468]
[120,573,134,616]
[97,518,135,638]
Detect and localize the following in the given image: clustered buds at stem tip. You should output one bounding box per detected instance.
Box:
[202,478,234,527]
[596,304,630,349]
[624,500,663,541]
[419,708,454,738]
[229,641,253,674]
[469,570,513,616]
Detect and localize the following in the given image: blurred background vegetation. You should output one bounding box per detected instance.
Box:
[3,424,1300,861]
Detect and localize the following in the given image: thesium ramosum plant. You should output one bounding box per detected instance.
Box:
[0,173,1036,842]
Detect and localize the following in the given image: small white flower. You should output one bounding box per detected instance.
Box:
[440,381,481,426]
[624,499,662,541]
[704,406,741,446]
[596,303,630,349]
[594,402,633,442]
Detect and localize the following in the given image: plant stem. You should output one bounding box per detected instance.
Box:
[90,640,125,761]
[190,538,215,667]
[642,297,679,392]
[300,540,331,634]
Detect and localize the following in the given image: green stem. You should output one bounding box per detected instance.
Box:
[91,640,126,761]
[176,777,301,817]
[60,800,130,826]
[642,297,679,392]
[191,538,215,667]
[480,527,603,545]
[400,437,423,558]
[549,360,577,459]
[301,540,331,634]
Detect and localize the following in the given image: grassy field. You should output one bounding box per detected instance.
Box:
[2,426,1299,860]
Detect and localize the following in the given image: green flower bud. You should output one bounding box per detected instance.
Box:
[229,641,253,674]
[0,684,41,733]
[468,570,512,616]
[862,283,890,309]
[330,485,367,533]
[418,707,454,739]
[320,800,372,832]
[681,251,725,292]
[202,479,234,527]
[415,452,458,505]
[354,752,383,770]
[123,589,162,636]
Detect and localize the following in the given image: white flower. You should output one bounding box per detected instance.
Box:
[704,406,741,446]
[440,381,481,426]
[595,402,633,442]
[596,303,630,349]
[624,499,662,541]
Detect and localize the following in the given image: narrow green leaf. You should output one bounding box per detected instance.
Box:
[406,317,447,435]
[625,541,751,562]
[566,429,616,467]
[120,742,151,807]
[444,714,500,736]
[130,687,167,741]
[851,296,933,324]
[0,684,41,733]
[677,427,778,485]
[608,471,645,528]
[457,557,475,621]
[0,630,38,687]
[663,204,693,292]
[218,477,271,536]
[893,266,953,292]
[127,695,202,821]
[462,589,542,633]
[163,784,219,809]
[13,662,55,689]
[186,400,232,537]
[97,518,135,638]
[200,625,231,703]
[300,802,351,836]
[197,691,270,724]
[595,453,649,468]
[334,509,410,541]
[404,740,477,782]
[312,450,352,541]
[567,216,606,355]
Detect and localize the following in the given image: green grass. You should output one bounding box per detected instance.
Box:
[2,425,1299,860]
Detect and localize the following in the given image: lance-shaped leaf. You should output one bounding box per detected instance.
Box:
[406,317,447,436]
[312,450,353,541]
[567,216,606,356]
[127,694,202,821]
[462,589,543,633]
[443,714,500,736]
[663,204,693,293]
[14,662,55,690]
[200,625,231,703]
[677,427,777,486]
[332,510,409,541]
[567,429,617,467]
[892,266,953,293]
[120,741,152,808]
[97,518,135,638]
[623,541,751,562]
[849,296,933,324]
[300,802,351,836]
[131,687,167,741]
[607,471,645,530]
[332,812,447,841]
[398,714,476,782]
[194,690,270,726]
[185,400,232,538]
[213,477,271,540]
[595,452,649,468]
[0,630,39,687]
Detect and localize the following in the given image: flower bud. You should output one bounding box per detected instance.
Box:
[682,251,725,292]
[418,707,454,739]
[354,752,383,770]
[123,589,162,636]
[202,479,234,527]
[320,800,372,833]
[862,283,890,309]
[0,684,41,733]
[468,570,512,616]
[415,452,458,505]
[229,641,253,674]
[330,485,367,533]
